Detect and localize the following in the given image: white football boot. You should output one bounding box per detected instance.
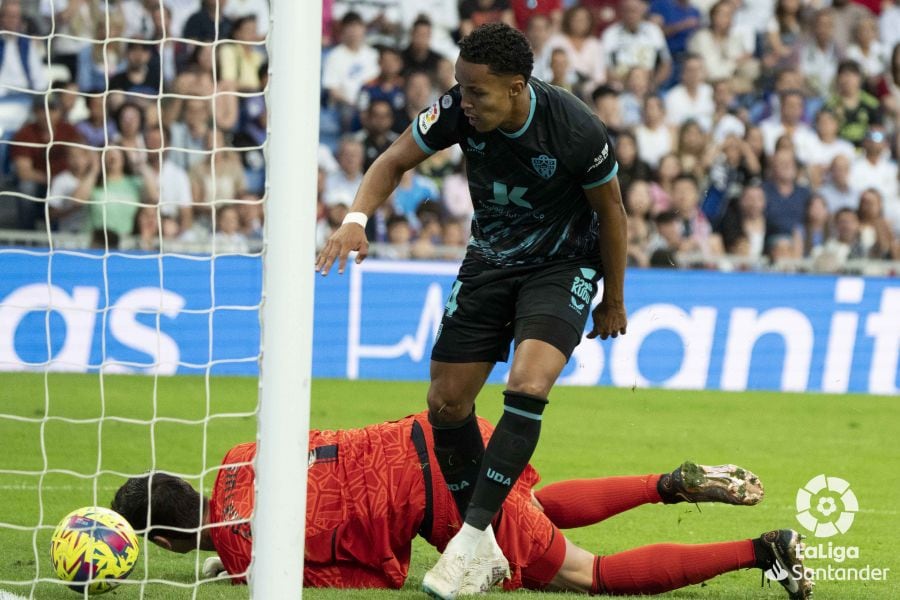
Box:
[422,544,470,600]
[458,526,510,595]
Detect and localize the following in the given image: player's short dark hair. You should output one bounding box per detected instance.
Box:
[458,23,533,82]
[412,15,432,29]
[111,473,203,541]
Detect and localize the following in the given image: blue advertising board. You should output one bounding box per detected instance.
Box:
[0,250,897,394]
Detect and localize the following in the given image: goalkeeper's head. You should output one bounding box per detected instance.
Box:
[112,473,214,553]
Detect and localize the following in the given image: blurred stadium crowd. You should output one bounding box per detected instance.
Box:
[315,0,900,273]
[0,0,266,253]
[2,0,900,273]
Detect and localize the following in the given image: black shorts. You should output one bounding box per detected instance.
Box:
[431,255,603,364]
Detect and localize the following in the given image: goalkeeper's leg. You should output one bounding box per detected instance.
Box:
[536,535,790,596]
[535,462,764,529]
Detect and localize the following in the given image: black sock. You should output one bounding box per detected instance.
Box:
[429,409,485,518]
[465,391,548,530]
[752,537,771,569]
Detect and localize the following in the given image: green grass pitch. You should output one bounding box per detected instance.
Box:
[0,373,897,599]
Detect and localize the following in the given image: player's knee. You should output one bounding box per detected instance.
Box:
[426,387,472,424]
[505,379,551,400]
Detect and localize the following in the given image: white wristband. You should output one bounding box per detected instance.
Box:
[342,212,368,228]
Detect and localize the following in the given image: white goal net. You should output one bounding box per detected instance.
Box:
[0,0,313,597]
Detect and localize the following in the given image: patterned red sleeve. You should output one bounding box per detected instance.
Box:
[208,443,257,583]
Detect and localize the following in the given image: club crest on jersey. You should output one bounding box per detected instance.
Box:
[532,154,557,179]
[441,94,453,109]
[418,101,440,135]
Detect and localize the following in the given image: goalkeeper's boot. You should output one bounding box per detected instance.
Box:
[458,526,510,595]
[757,529,813,599]
[657,461,764,505]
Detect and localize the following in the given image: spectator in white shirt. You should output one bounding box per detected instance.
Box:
[333,0,402,47]
[664,54,714,131]
[324,137,365,208]
[879,0,900,56]
[322,12,380,118]
[0,0,48,97]
[602,0,672,87]
[845,16,885,89]
[805,108,856,189]
[399,0,459,60]
[800,8,839,99]
[145,126,194,235]
[549,6,606,98]
[818,154,858,214]
[733,0,775,38]
[48,145,95,233]
[850,128,899,222]
[759,90,818,158]
[39,0,95,83]
[710,79,746,144]
[830,0,873,55]
[687,0,759,94]
[620,66,651,129]
[856,188,897,259]
[635,95,675,168]
[214,204,249,254]
[526,13,555,82]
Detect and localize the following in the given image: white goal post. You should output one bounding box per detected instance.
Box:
[252,0,320,597]
[0,0,319,595]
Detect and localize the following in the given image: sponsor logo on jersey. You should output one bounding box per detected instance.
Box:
[490,181,532,209]
[466,137,486,155]
[531,154,557,179]
[441,94,452,109]
[418,100,440,135]
[569,273,595,314]
[587,143,609,173]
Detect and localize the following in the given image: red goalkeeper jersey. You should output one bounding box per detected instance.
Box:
[207,412,564,589]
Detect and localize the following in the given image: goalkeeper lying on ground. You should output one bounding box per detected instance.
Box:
[111,412,812,598]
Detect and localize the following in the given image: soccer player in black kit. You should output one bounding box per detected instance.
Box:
[316,23,628,599]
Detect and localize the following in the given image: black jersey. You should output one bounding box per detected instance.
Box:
[412,78,618,267]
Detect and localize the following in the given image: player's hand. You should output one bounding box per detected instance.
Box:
[315,222,369,276]
[587,299,627,340]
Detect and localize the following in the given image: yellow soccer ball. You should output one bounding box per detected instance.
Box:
[50,506,140,595]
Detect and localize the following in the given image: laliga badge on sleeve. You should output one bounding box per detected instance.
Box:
[418,100,441,135]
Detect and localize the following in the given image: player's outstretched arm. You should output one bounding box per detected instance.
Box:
[585,178,628,340]
[315,127,430,276]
